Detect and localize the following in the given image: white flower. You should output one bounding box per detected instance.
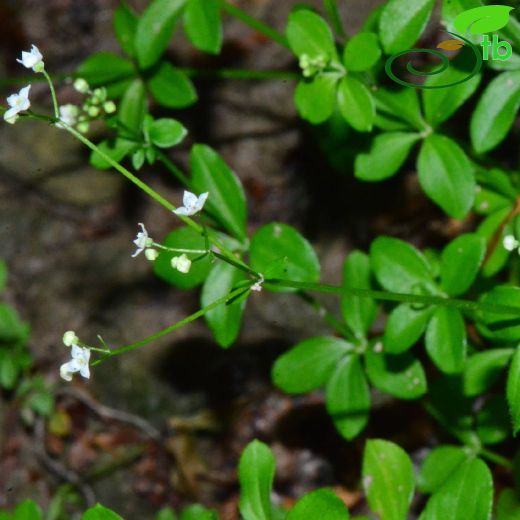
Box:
[251,274,264,292]
[56,104,79,129]
[171,254,192,273]
[174,191,209,216]
[17,45,44,72]
[4,85,31,124]
[503,235,519,252]
[60,344,91,381]
[63,330,79,347]
[132,223,153,257]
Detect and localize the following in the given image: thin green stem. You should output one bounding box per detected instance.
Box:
[152,243,207,254]
[212,251,260,278]
[480,448,513,469]
[61,123,246,269]
[42,70,59,118]
[155,149,192,186]
[298,291,354,340]
[266,279,520,316]
[220,1,290,49]
[178,67,298,81]
[323,0,347,39]
[92,284,250,364]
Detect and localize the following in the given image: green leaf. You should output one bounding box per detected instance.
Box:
[286,9,338,60]
[0,260,6,292]
[423,67,481,127]
[294,76,338,124]
[383,303,432,354]
[477,207,513,277]
[417,134,475,219]
[420,458,493,520]
[132,148,145,170]
[0,303,25,342]
[440,234,485,297]
[135,0,186,69]
[497,489,520,520]
[157,507,178,520]
[326,355,370,440]
[355,132,419,181]
[180,505,217,520]
[13,500,42,520]
[272,337,352,394]
[239,440,275,520]
[417,445,468,494]
[154,227,212,289]
[148,62,197,108]
[201,262,247,348]
[337,76,375,132]
[464,348,514,397]
[77,52,135,87]
[373,87,424,130]
[114,2,137,57]
[191,144,247,240]
[478,286,520,341]
[118,79,147,136]
[379,0,435,54]
[470,71,520,154]
[28,390,55,417]
[0,352,18,390]
[343,33,381,71]
[341,251,378,338]
[250,223,320,291]
[149,118,187,148]
[365,345,427,399]
[90,138,136,170]
[184,0,222,54]
[370,236,433,293]
[476,395,510,445]
[287,489,349,520]
[508,345,520,435]
[425,307,466,374]
[362,439,415,520]
[82,504,123,520]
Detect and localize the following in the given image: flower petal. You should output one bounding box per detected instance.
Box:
[174,207,189,216]
[183,191,198,208]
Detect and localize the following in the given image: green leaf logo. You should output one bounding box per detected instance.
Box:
[454,5,514,35]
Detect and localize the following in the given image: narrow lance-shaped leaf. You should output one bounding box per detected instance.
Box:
[341,251,378,338]
[326,355,370,440]
[191,144,247,240]
[287,489,350,520]
[470,71,520,154]
[379,0,435,54]
[355,132,419,181]
[272,337,352,394]
[239,440,276,520]
[420,458,493,520]
[507,345,520,435]
[114,2,138,57]
[363,439,415,520]
[135,0,187,69]
[417,134,475,219]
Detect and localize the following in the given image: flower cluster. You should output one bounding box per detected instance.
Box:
[132,191,209,274]
[299,53,328,78]
[57,79,116,133]
[60,331,91,382]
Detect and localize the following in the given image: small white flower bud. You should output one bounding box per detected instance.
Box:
[145,248,159,261]
[77,121,90,134]
[73,78,90,94]
[103,101,116,114]
[171,254,191,273]
[503,235,519,252]
[88,106,100,117]
[63,330,79,347]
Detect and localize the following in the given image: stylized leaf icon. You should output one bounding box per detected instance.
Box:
[454,5,513,35]
[437,39,465,50]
